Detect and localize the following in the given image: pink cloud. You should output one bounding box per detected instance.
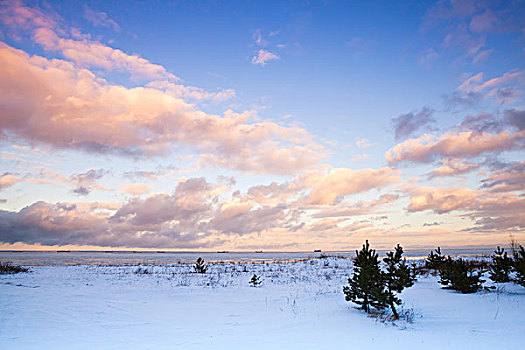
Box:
[33,28,176,81]
[1,1,173,81]
[406,186,477,214]
[458,72,484,91]
[311,193,398,218]
[426,158,480,178]
[0,42,323,174]
[121,183,152,196]
[471,70,524,94]
[1,173,521,248]
[480,161,525,193]
[1,1,239,100]
[305,167,401,205]
[0,0,57,32]
[469,10,496,33]
[405,184,525,232]
[146,80,235,102]
[458,70,524,98]
[83,5,120,32]
[247,181,299,206]
[0,173,21,190]
[251,49,280,66]
[386,130,525,165]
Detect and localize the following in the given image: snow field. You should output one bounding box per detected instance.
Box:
[1,257,523,349]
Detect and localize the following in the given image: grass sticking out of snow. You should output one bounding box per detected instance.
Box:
[1,257,524,349]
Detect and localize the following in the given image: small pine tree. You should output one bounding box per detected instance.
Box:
[512,245,525,287]
[343,240,388,313]
[383,244,416,320]
[194,257,207,273]
[426,247,445,270]
[410,261,422,279]
[249,274,261,287]
[439,257,484,293]
[489,246,512,283]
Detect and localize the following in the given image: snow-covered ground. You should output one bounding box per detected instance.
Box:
[1,258,523,349]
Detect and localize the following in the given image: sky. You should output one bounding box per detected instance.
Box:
[0,0,523,251]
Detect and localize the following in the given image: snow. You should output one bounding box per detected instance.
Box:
[1,258,524,349]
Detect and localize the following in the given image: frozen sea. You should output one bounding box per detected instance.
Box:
[0,248,495,266]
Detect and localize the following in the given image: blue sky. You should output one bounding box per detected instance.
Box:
[0,0,523,250]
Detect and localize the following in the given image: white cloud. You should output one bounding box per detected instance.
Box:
[251,49,279,66]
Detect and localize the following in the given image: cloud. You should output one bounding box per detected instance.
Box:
[0,172,405,249]
[253,29,267,46]
[1,171,520,248]
[0,173,21,190]
[0,0,57,32]
[0,200,222,248]
[70,169,106,196]
[458,72,484,91]
[472,49,492,64]
[311,193,399,218]
[423,222,442,227]
[33,28,177,81]
[121,183,152,196]
[123,170,160,181]
[406,186,478,214]
[351,154,370,162]
[418,47,439,67]
[457,110,524,135]
[247,181,299,205]
[464,71,524,94]
[443,91,482,110]
[0,177,294,247]
[356,138,373,149]
[304,167,401,205]
[71,187,89,196]
[146,80,235,102]
[251,49,279,66]
[386,129,525,165]
[422,1,525,64]
[457,112,505,134]
[405,184,525,232]
[427,158,480,178]
[0,1,178,80]
[391,107,435,140]
[480,161,525,193]
[1,1,239,100]
[199,141,324,175]
[0,42,323,174]
[1,1,174,81]
[469,9,496,33]
[443,24,485,56]
[504,109,525,131]
[457,71,525,105]
[209,202,294,235]
[83,5,120,32]
[122,163,188,181]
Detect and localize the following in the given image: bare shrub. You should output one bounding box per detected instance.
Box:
[0,261,29,274]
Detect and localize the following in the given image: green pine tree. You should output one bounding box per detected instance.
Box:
[249,274,261,287]
[489,246,512,283]
[343,240,388,313]
[439,257,484,293]
[383,244,416,319]
[426,247,445,270]
[512,245,525,287]
[194,257,207,273]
